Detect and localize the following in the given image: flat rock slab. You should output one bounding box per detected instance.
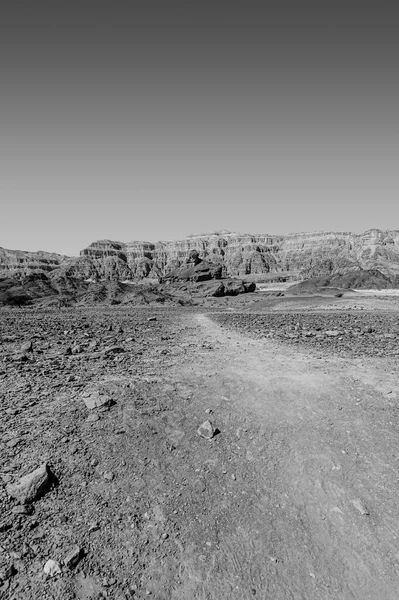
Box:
[6,463,51,504]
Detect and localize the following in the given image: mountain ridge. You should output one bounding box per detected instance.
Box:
[1,228,399,282]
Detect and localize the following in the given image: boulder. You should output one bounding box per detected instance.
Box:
[6,463,51,504]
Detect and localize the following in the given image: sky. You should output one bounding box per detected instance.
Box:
[0,0,398,256]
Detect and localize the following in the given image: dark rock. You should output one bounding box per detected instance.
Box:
[102,345,125,355]
[64,546,83,569]
[0,563,17,581]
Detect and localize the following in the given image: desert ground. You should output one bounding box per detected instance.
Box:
[1,290,399,599]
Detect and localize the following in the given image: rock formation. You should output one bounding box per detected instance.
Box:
[1,229,399,283]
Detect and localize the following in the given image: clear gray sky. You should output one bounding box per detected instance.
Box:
[1,1,398,256]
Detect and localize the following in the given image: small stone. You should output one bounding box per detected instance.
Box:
[103,471,114,481]
[82,390,112,410]
[102,345,125,355]
[205,408,212,414]
[12,504,34,515]
[352,498,369,515]
[147,317,157,322]
[64,546,83,569]
[43,559,62,577]
[324,330,340,337]
[193,479,206,493]
[6,438,21,448]
[197,420,215,440]
[87,413,100,422]
[21,341,33,353]
[6,463,51,504]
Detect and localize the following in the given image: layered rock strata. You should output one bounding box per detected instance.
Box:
[1,229,399,282]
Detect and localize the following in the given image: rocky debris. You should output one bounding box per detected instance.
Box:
[211,312,399,358]
[0,304,242,597]
[6,463,51,504]
[2,303,397,599]
[197,420,216,439]
[43,559,62,577]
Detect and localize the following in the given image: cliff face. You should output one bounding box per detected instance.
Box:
[2,229,399,282]
[0,247,68,278]
[77,230,399,281]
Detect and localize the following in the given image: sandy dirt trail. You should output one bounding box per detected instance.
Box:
[168,312,399,600]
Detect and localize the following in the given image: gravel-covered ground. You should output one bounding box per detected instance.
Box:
[209,311,399,358]
[2,303,399,599]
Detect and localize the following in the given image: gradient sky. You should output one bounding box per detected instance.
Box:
[1,1,398,256]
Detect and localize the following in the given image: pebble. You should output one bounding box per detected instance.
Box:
[87,413,100,422]
[103,471,115,481]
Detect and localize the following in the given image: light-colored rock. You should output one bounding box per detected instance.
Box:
[197,420,216,440]
[82,390,112,410]
[43,559,62,577]
[21,340,33,353]
[352,498,369,515]
[6,463,51,504]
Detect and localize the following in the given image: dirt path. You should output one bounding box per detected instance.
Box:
[167,312,399,599]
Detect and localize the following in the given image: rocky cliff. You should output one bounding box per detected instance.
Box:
[0,247,68,278]
[77,229,399,282]
[2,229,399,282]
